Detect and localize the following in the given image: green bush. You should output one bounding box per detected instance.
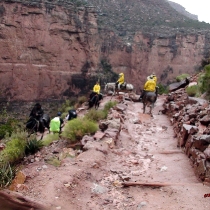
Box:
[0,138,26,164]
[157,83,169,95]
[0,119,20,139]
[25,138,43,155]
[104,101,117,112]
[46,157,61,167]
[176,74,190,82]
[0,163,17,188]
[84,101,117,122]
[198,65,210,99]
[77,96,87,105]
[42,133,60,146]
[84,109,107,122]
[62,118,98,142]
[0,131,28,165]
[59,99,75,113]
[186,85,199,97]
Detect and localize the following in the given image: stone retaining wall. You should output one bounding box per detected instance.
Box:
[162,87,210,183]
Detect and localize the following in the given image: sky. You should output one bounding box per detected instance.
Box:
[169,0,210,24]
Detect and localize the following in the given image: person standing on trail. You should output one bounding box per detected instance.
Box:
[50,112,64,133]
[115,72,125,89]
[139,76,156,101]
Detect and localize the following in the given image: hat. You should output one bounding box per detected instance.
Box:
[57,112,62,116]
[147,76,154,80]
[35,103,41,109]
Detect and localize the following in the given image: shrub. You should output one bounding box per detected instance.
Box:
[46,157,61,167]
[0,138,26,164]
[77,96,87,105]
[42,133,60,146]
[84,109,107,122]
[85,101,117,122]
[157,83,169,95]
[62,118,98,142]
[0,119,20,139]
[0,163,17,188]
[186,85,199,97]
[0,131,28,164]
[198,65,210,98]
[176,74,189,82]
[104,101,117,112]
[60,99,75,113]
[25,138,43,155]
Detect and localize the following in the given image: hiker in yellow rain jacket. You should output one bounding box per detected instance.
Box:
[116,73,125,89]
[90,81,101,103]
[93,81,100,94]
[139,76,156,100]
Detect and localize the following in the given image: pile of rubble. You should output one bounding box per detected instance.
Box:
[162,79,210,183]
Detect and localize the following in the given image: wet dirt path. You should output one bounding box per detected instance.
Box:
[90,95,210,210]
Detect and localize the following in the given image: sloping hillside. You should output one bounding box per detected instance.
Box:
[85,0,210,38]
[168,1,198,20]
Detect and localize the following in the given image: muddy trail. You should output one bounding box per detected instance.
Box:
[1,95,210,210]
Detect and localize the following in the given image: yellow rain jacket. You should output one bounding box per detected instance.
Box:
[117,73,124,84]
[93,84,100,94]
[144,79,156,92]
[152,75,157,85]
[50,117,61,132]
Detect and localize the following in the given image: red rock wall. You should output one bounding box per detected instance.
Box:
[0,1,208,101]
[0,2,100,101]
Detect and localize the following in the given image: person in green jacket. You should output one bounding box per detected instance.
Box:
[139,76,156,101]
[50,112,64,133]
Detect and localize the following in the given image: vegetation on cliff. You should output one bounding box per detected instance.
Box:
[85,0,210,40]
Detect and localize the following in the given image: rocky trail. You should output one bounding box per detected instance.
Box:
[1,95,210,210]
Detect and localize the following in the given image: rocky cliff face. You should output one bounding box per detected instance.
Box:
[0,0,210,102]
[100,29,210,93]
[0,0,100,101]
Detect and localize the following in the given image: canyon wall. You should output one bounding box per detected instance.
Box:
[0,0,210,101]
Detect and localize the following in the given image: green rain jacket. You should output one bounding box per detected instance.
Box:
[50,117,61,132]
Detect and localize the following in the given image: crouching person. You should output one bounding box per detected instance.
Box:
[50,112,64,134]
[66,109,77,121]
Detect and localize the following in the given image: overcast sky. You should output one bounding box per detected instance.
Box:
[169,0,210,24]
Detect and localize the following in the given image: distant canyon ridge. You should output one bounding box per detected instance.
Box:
[0,0,210,102]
